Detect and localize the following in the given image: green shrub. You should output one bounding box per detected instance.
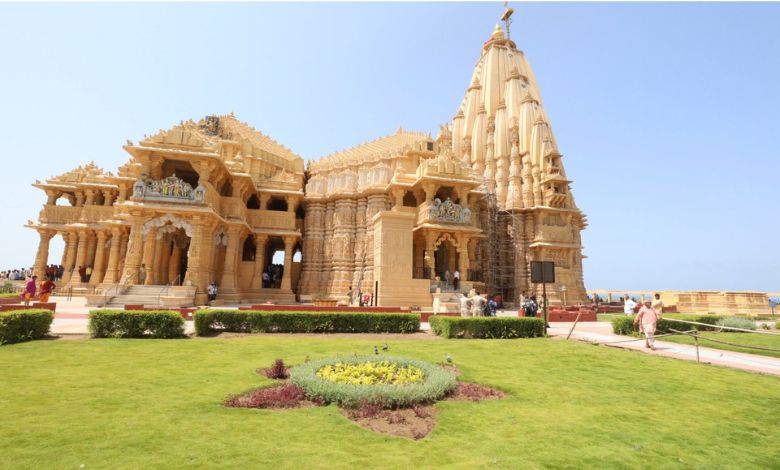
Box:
[0,309,53,345]
[0,292,21,298]
[290,356,457,408]
[88,310,185,339]
[194,310,420,336]
[715,317,757,331]
[611,314,724,336]
[429,316,545,339]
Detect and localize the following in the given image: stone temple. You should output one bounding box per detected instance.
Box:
[27,23,588,308]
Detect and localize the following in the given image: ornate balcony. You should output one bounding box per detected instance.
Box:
[416,198,473,226]
[39,205,82,225]
[247,210,297,231]
[132,176,205,205]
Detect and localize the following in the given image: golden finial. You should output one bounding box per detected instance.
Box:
[492,23,504,40]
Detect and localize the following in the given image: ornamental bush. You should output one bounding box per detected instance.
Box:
[194,310,419,336]
[0,309,53,345]
[88,309,185,338]
[429,316,545,339]
[290,356,456,408]
[611,314,724,336]
[715,317,757,331]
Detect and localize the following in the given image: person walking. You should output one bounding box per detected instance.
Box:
[453,269,460,291]
[39,277,56,303]
[522,295,538,317]
[471,292,486,317]
[651,293,664,314]
[207,282,218,304]
[634,300,661,350]
[22,275,37,305]
[623,295,637,316]
[459,292,471,317]
[487,295,498,317]
[138,264,147,285]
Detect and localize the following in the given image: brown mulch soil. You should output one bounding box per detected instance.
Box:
[224,384,320,410]
[344,405,437,440]
[447,382,507,402]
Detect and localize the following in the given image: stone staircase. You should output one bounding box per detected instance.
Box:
[104,285,169,308]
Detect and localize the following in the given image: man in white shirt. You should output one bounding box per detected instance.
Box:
[459,292,471,317]
[623,295,637,315]
[453,269,461,290]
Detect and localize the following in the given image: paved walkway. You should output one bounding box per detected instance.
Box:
[548,321,780,377]
[44,297,780,377]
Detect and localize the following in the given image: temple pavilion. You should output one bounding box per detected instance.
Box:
[26,22,588,308]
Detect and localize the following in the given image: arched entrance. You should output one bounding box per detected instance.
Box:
[157,227,190,286]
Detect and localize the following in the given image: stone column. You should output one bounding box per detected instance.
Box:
[121,219,145,285]
[253,233,268,289]
[184,218,210,304]
[61,232,79,285]
[86,232,98,269]
[159,237,171,285]
[70,231,89,285]
[89,231,108,285]
[298,201,325,295]
[425,232,436,280]
[118,186,128,203]
[169,244,182,285]
[118,231,129,277]
[142,226,158,285]
[390,188,405,211]
[152,232,166,285]
[103,190,115,206]
[102,228,123,285]
[84,189,95,206]
[60,232,69,267]
[219,226,242,293]
[33,230,54,280]
[280,236,296,291]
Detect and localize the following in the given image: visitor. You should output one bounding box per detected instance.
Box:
[86,265,93,282]
[347,286,354,305]
[138,264,147,285]
[262,271,270,288]
[623,295,637,316]
[78,265,87,283]
[39,277,56,303]
[459,292,471,317]
[453,269,460,291]
[633,300,660,350]
[487,295,498,316]
[444,270,451,289]
[522,295,538,317]
[651,293,664,314]
[471,291,486,317]
[207,282,218,304]
[495,292,503,309]
[22,275,37,306]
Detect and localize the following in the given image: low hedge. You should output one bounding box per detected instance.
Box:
[290,356,457,408]
[611,314,724,336]
[88,310,185,339]
[194,310,420,336]
[429,316,545,339]
[0,309,54,345]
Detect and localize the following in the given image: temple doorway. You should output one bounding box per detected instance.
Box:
[157,227,190,286]
[434,239,458,287]
[264,237,286,289]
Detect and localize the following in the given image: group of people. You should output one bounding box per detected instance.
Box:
[459,291,498,317]
[19,275,57,305]
[626,293,664,350]
[261,264,284,289]
[0,267,35,281]
[442,269,461,291]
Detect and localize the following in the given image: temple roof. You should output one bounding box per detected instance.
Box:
[309,128,431,173]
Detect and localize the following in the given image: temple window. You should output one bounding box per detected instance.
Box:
[295,206,305,219]
[242,237,256,261]
[267,197,288,212]
[219,181,233,197]
[402,191,417,207]
[161,159,199,188]
[435,186,454,202]
[246,194,261,209]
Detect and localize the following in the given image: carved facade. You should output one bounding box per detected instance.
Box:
[27,23,588,307]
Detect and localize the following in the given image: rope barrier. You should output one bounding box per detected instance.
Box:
[669,329,780,353]
[662,318,780,336]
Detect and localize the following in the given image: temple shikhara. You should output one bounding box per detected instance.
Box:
[26,21,590,308]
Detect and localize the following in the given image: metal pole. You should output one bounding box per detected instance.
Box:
[543,281,548,333]
[566,311,582,340]
[694,334,700,363]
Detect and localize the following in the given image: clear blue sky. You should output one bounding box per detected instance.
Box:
[1,2,778,292]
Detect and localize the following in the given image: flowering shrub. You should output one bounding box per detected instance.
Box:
[316,361,424,386]
[224,384,306,409]
[291,356,456,408]
[263,359,289,379]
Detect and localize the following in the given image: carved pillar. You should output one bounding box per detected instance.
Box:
[45,190,60,206]
[184,218,209,302]
[61,232,79,285]
[118,231,129,277]
[219,226,242,293]
[33,230,54,280]
[121,219,145,285]
[103,190,115,206]
[169,243,182,285]
[142,226,158,285]
[458,235,470,277]
[322,201,336,292]
[118,186,128,203]
[299,201,325,295]
[425,232,436,280]
[259,194,270,210]
[332,198,356,294]
[159,236,172,285]
[390,188,405,211]
[75,192,85,207]
[280,236,296,291]
[86,232,98,269]
[253,233,268,289]
[69,231,89,285]
[102,228,122,285]
[84,189,95,206]
[152,232,166,285]
[90,231,108,285]
[351,197,368,292]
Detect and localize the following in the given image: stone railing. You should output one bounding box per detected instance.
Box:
[247,210,296,230]
[81,205,115,222]
[416,198,472,226]
[39,205,82,225]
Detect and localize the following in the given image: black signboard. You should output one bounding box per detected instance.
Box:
[530,261,555,283]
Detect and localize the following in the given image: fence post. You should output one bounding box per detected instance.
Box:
[694,334,700,363]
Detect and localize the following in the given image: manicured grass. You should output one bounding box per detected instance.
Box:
[0,292,20,298]
[661,331,780,358]
[597,313,624,322]
[1,337,779,469]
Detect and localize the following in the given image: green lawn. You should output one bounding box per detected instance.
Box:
[1,336,779,469]
[662,331,780,358]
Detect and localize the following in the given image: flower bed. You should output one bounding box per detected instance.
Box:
[290,356,456,408]
[317,360,424,386]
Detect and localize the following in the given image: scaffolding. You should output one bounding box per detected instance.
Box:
[480,189,525,306]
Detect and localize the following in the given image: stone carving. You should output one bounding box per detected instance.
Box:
[132,174,206,204]
[142,214,193,238]
[428,198,471,224]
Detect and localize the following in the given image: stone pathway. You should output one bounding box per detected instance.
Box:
[548,321,780,377]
